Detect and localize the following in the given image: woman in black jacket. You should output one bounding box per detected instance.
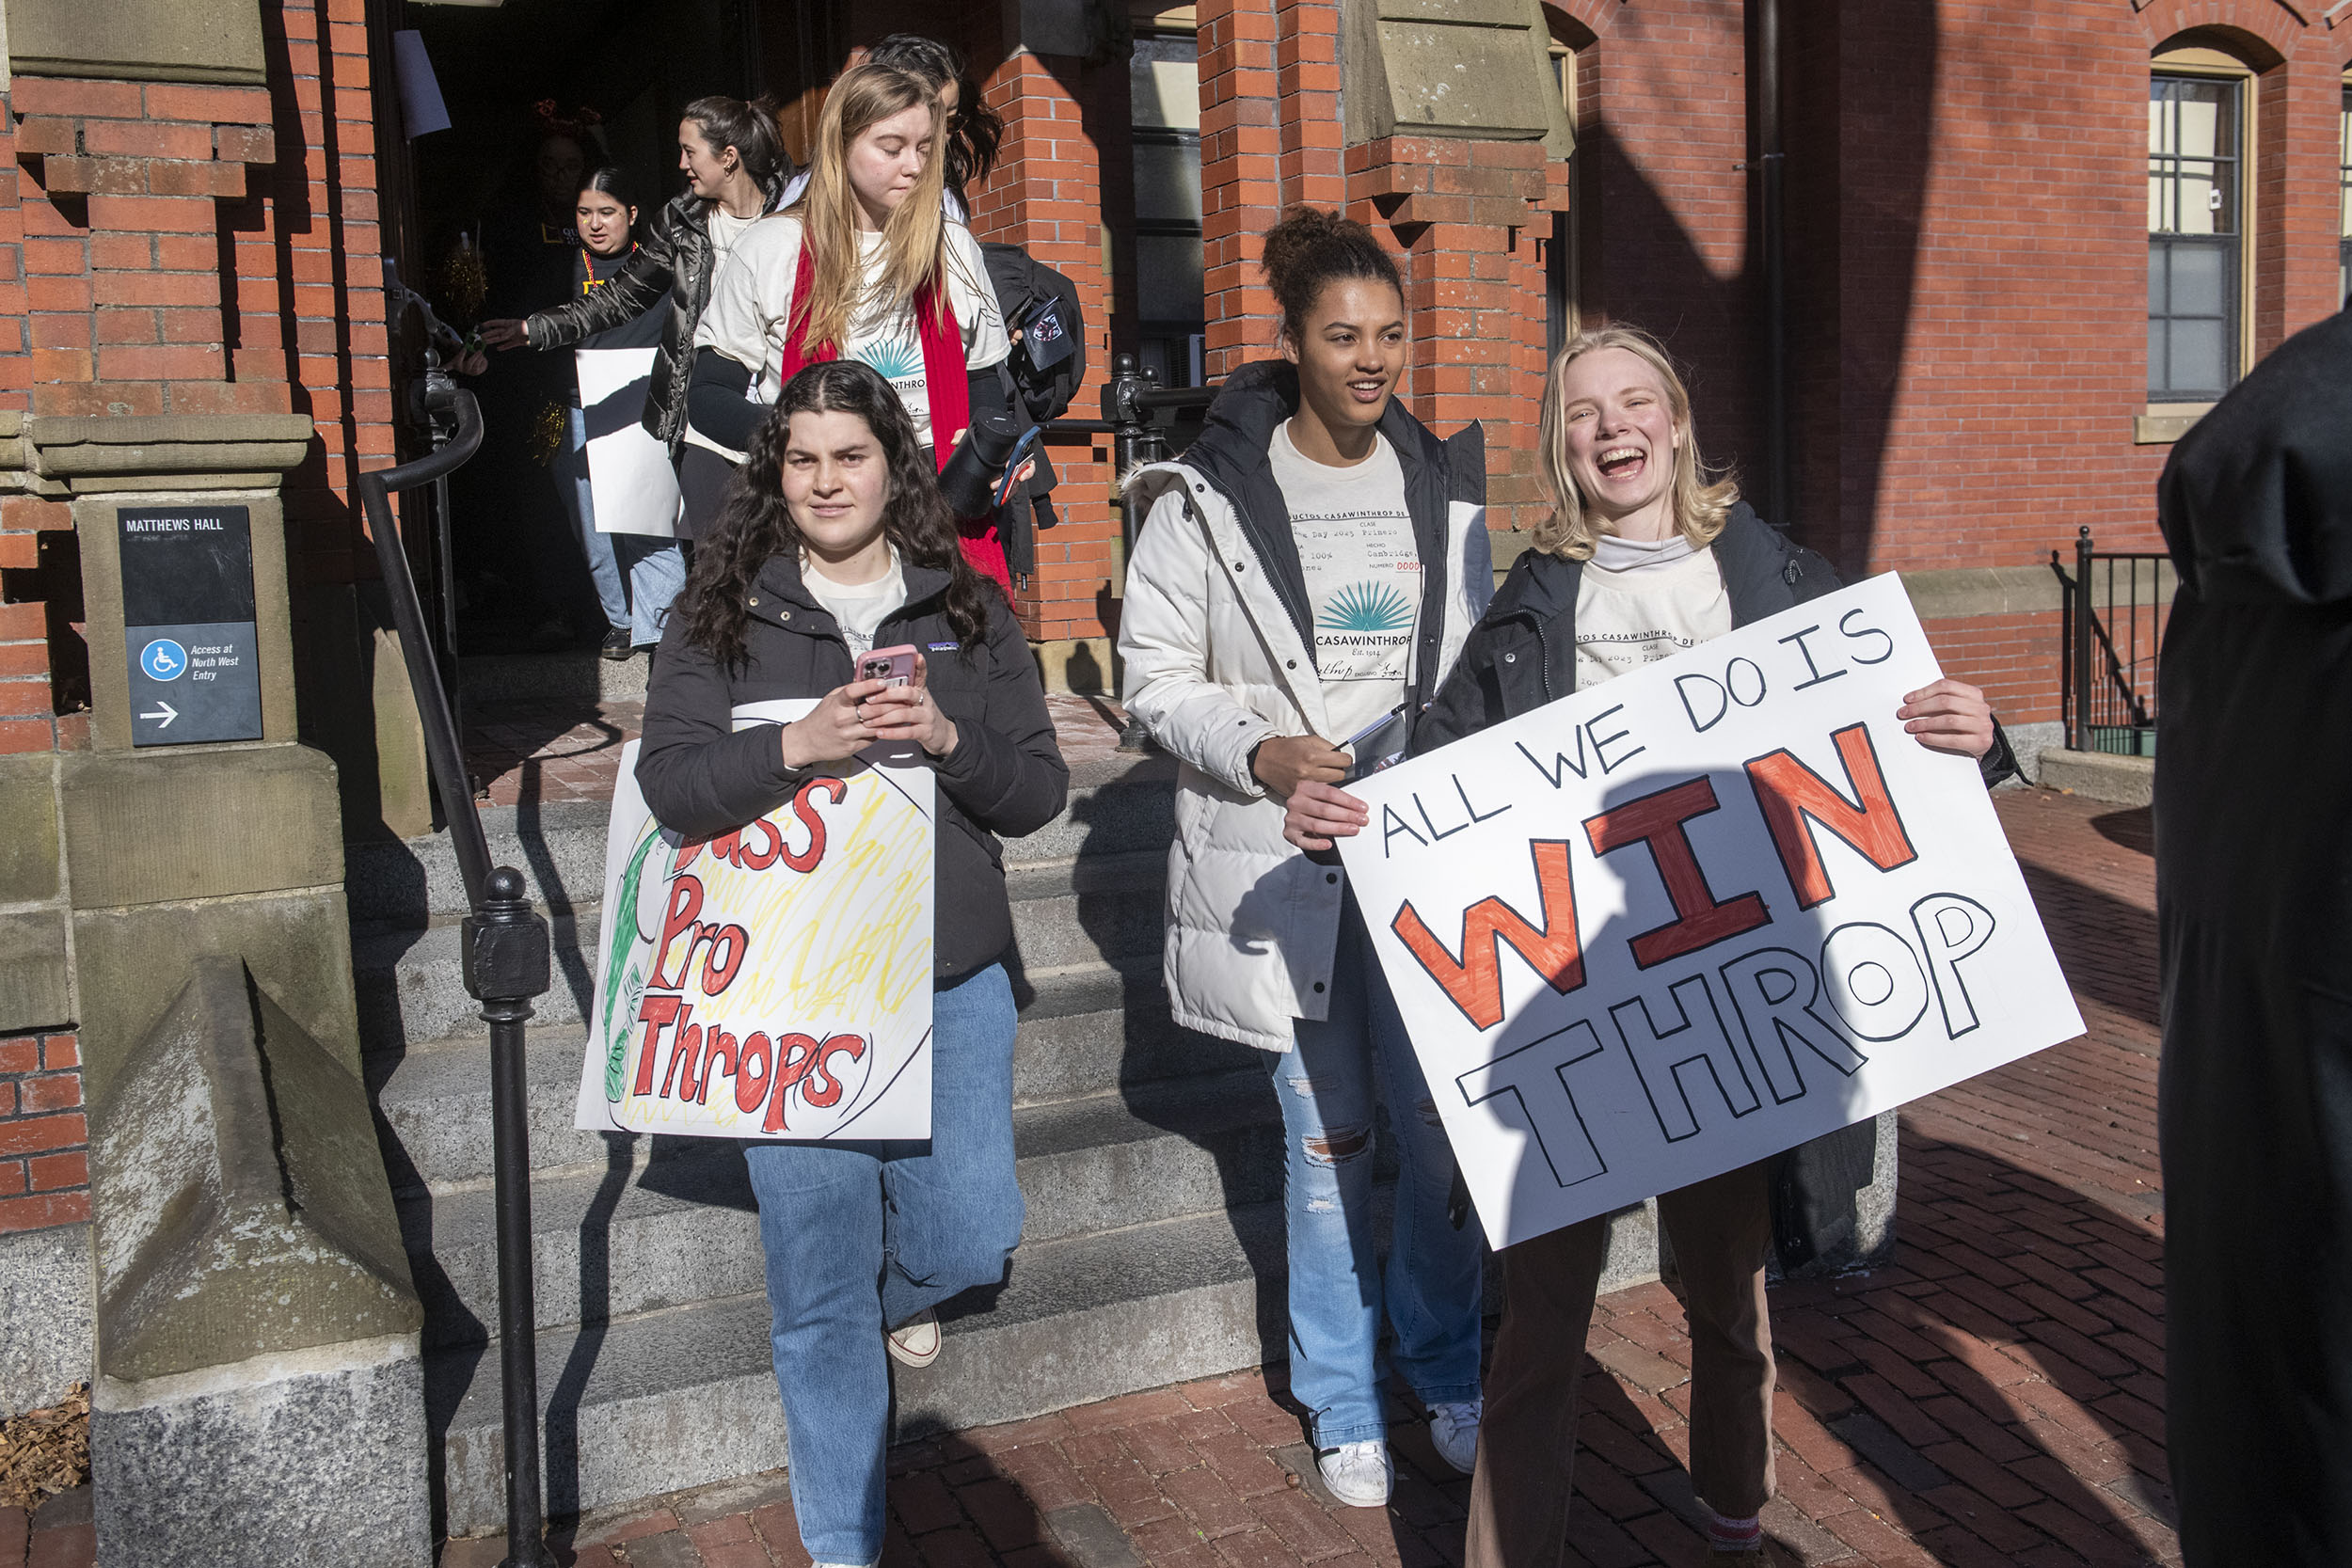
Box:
[1284,325,2013,1567]
[481,96,793,459]
[636,359,1066,1568]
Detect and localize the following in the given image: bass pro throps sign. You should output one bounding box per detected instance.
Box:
[1338,575,2084,1249]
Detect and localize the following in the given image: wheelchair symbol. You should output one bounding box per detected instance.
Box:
[139,639,188,681]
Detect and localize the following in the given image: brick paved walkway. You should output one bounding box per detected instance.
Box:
[1,780,2171,1568]
[424,788,2174,1568]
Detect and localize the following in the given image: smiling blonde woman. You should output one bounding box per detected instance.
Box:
[1284,325,2018,1566]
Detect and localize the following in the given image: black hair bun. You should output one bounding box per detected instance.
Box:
[1261,205,1403,342]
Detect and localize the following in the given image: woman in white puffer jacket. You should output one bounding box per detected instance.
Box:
[1116,209,1492,1508]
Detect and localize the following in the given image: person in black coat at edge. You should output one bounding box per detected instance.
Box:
[635,358,1067,1568]
[2155,307,2352,1568]
[1281,325,2016,1566]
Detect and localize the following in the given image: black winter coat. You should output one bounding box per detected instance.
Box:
[525,188,779,454]
[636,559,1069,981]
[2155,307,2352,1567]
[1416,504,2015,1270]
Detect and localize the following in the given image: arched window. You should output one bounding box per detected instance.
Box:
[2147,44,2252,404]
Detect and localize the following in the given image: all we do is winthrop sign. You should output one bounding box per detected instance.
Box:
[1339,574,2084,1248]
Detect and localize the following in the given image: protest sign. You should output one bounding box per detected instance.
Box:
[578,347,680,537]
[1339,574,2082,1249]
[575,701,934,1141]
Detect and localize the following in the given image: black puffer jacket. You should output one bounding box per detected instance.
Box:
[636,559,1068,980]
[524,187,781,454]
[1416,503,2015,1269]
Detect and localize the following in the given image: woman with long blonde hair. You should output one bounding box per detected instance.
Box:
[685,61,1019,590]
[1285,325,2017,1565]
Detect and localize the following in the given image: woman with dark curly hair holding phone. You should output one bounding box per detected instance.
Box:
[636,358,1066,1568]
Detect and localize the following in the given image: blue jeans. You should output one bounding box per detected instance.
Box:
[553,405,687,644]
[1271,887,1486,1449]
[742,963,1025,1564]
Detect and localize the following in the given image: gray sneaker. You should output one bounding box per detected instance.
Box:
[1428,1399,1482,1475]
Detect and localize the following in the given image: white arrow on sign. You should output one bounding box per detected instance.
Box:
[140,702,178,728]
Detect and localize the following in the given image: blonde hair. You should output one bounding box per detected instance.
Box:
[787,63,949,355]
[1532,325,1740,561]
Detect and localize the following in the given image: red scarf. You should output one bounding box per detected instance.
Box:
[775,241,1012,595]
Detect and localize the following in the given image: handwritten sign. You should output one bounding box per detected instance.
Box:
[575,702,934,1140]
[1339,574,2082,1248]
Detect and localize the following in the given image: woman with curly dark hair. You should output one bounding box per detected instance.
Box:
[635,358,1066,1568]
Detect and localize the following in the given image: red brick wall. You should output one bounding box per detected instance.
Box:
[1578,0,2347,582]
[0,1032,86,1234]
[0,2,393,1233]
[1195,0,1565,531]
[0,0,396,761]
[967,53,1121,646]
[1924,610,2065,731]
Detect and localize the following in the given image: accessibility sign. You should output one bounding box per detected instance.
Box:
[119,506,262,746]
[139,638,188,682]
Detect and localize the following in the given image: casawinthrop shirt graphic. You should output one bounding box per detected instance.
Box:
[1273,425,1422,744]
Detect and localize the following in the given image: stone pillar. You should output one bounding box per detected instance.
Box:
[1,408,429,1567]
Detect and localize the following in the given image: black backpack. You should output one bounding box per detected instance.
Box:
[981,243,1087,422]
[978,243,1089,576]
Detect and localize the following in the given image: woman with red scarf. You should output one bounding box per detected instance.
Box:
[684,61,1020,594]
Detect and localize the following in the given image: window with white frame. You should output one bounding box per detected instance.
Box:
[2340,82,2351,308]
[2147,71,2244,402]
[1130,31,1206,388]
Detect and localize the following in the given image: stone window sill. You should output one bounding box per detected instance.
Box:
[2135,404,2213,445]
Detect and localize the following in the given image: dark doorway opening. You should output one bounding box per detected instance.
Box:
[380,0,761,660]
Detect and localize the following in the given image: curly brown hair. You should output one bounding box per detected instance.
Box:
[678,360,999,670]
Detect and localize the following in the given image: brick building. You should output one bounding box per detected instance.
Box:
[0,0,2344,1549]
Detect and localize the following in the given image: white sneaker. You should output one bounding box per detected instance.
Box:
[1316,1440,1393,1507]
[884,1308,940,1368]
[1428,1400,1482,1475]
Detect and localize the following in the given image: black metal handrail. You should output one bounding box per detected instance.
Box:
[358,373,558,1568]
[2056,524,2170,756]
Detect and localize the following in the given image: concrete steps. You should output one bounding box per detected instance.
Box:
[358,753,1374,1534]
[428,1199,1294,1531]
[458,649,649,705]
[391,1069,1284,1349]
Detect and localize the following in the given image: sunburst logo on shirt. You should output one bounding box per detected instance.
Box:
[855,331,925,384]
[1319,581,1414,633]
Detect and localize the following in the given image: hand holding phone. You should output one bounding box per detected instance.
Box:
[858,643,917,688]
[993,425,1045,509]
[856,646,958,757]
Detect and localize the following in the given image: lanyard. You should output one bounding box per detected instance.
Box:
[580,241,638,295]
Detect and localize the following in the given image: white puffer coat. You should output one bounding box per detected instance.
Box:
[1117,361,1492,1051]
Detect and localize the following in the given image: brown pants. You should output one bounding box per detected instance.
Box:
[1465,1160,1777,1568]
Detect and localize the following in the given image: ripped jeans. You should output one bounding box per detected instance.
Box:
[1270,886,1486,1449]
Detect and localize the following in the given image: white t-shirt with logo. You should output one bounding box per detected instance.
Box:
[1572,531,1733,690]
[1267,420,1422,746]
[691,215,1009,461]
